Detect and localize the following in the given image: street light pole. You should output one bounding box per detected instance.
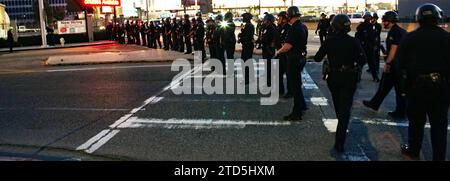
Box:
[258,0,261,15]
[38,0,47,47]
[146,0,149,21]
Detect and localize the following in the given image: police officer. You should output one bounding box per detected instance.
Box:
[275,6,308,121]
[261,14,278,87]
[191,17,198,52]
[177,19,185,52]
[148,21,156,48]
[314,14,366,153]
[7,28,13,53]
[171,18,179,51]
[316,13,330,45]
[205,18,216,59]
[183,14,193,54]
[277,11,292,98]
[155,22,162,49]
[362,11,407,120]
[213,14,226,74]
[238,12,255,84]
[194,17,206,61]
[398,3,450,161]
[140,22,147,47]
[356,12,380,82]
[221,12,237,60]
[164,18,173,50]
[372,13,382,72]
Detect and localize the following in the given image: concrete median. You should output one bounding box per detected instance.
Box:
[45,49,194,66]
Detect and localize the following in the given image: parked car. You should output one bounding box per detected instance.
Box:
[348,13,364,24]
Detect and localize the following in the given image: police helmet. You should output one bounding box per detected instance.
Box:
[242,13,253,22]
[382,11,399,23]
[263,14,275,23]
[184,14,190,19]
[416,3,443,23]
[278,11,287,18]
[224,12,233,21]
[373,13,379,19]
[331,14,352,33]
[363,12,373,19]
[215,14,223,21]
[287,6,302,18]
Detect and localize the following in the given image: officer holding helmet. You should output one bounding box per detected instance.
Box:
[398,3,450,161]
[277,11,292,98]
[261,14,278,87]
[314,14,366,153]
[275,6,308,121]
[238,12,255,84]
[363,11,407,120]
[356,12,379,82]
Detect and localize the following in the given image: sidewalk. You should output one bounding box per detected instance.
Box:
[0,40,115,53]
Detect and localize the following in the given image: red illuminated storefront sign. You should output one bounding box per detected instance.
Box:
[83,0,121,6]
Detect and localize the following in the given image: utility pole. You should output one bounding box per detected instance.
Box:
[183,0,187,14]
[146,0,149,21]
[258,0,261,15]
[38,0,47,47]
[291,0,293,6]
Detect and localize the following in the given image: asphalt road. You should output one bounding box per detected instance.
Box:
[0,38,448,161]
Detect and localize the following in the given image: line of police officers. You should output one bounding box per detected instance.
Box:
[316,3,449,160]
[110,14,206,57]
[111,4,449,160]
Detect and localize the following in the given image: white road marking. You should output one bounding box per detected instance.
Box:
[76,64,203,154]
[310,97,328,106]
[359,119,450,130]
[45,64,172,73]
[85,130,120,154]
[76,129,110,151]
[322,119,338,133]
[117,117,291,129]
[0,107,138,112]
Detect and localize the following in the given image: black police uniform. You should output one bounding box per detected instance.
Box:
[194,21,206,61]
[285,20,308,116]
[7,30,13,53]
[366,24,407,116]
[315,33,366,151]
[214,22,226,74]
[374,22,382,73]
[398,25,450,161]
[165,20,173,50]
[140,24,147,46]
[316,18,331,44]
[183,19,193,54]
[171,21,179,51]
[221,20,237,59]
[206,23,216,59]
[277,23,292,95]
[239,21,255,84]
[356,21,379,81]
[177,21,185,52]
[148,23,155,48]
[261,23,278,87]
[155,25,162,49]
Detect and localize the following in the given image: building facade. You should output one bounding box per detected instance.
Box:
[0,0,68,26]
